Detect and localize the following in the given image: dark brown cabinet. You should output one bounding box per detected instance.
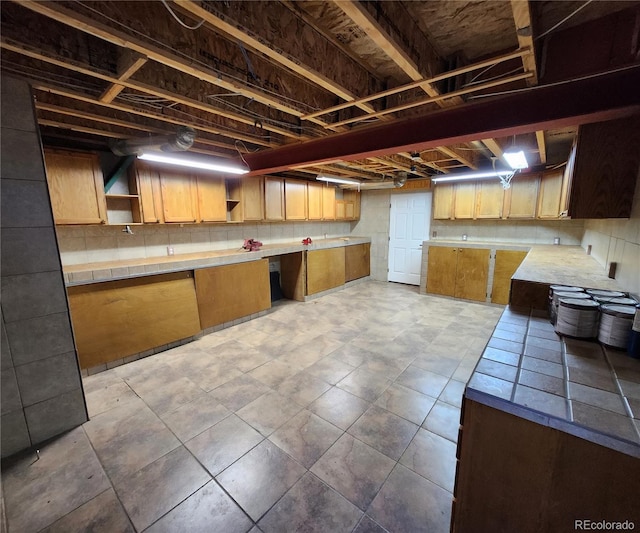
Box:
[568,115,640,218]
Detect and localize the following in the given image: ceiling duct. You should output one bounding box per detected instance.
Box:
[393,172,407,188]
[110,126,196,156]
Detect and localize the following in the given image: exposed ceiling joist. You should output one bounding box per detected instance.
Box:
[174,0,379,117]
[99,50,147,103]
[481,138,507,166]
[535,130,547,164]
[510,0,538,85]
[437,145,479,170]
[14,0,328,126]
[333,0,460,105]
[243,66,640,174]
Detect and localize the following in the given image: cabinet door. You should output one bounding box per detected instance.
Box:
[195,259,271,328]
[455,248,490,302]
[44,149,107,225]
[322,186,336,220]
[243,177,264,221]
[433,184,454,219]
[506,175,539,218]
[285,179,308,220]
[336,200,346,220]
[426,246,458,297]
[345,243,370,282]
[537,170,564,219]
[133,162,164,223]
[568,116,640,219]
[343,190,360,220]
[454,182,476,219]
[159,170,198,223]
[307,248,346,295]
[264,176,285,221]
[475,181,504,219]
[307,181,323,220]
[491,250,528,305]
[196,176,226,222]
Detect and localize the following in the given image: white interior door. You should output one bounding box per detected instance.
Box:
[388,192,431,285]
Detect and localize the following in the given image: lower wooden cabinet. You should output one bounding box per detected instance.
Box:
[307,248,346,295]
[426,246,490,302]
[67,272,201,369]
[345,243,370,282]
[195,259,271,329]
[491,250,528,304]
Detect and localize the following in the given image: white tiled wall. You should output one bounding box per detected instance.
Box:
[56,221,353,265]
[581,170,640,295]
[351,190,392,281]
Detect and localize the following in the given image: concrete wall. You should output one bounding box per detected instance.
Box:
[1,77,87,458]
[581,170,640,296]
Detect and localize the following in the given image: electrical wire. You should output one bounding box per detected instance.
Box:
[74,1,320,113]
[160,0,205,30]
[535,0,595,41]
[467,63,640,100]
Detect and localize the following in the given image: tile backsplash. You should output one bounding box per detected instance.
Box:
[56,221,354,265]
[430,218,585,245]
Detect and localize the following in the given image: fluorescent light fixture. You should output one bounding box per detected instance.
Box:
[503,150,528,169]
[138,152,249,175]
[316,174,361,185]
[432,171,511,183]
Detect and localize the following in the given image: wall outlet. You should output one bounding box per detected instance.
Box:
[167,246,175,256]
[553,237,560,245]
[462,234,468,241]
[432,231,437,238]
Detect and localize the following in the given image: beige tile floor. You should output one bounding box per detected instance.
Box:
[1,281,503,533]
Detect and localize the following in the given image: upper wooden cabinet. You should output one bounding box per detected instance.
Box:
[285,179,308,220]
[132,162,164,223]
[158,169,198,223]
[568,116,640,218]
[454,182,476,219]
[264,176,285,221]
[475,181,504,219]
[537,169,564,219]
[322,186,336,220]
[504,174,540,219]
[343,190,360,220]
[242,177,264,221]
[433,183,455,220]
[195,175,227,222]
[44,149,107,225]
[307,181,323,221]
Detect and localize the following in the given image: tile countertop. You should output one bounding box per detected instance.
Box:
[466,306,640,458]
[63,237,371,286]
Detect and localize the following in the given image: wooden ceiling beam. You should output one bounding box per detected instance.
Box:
[175,0,379,117]
[99,50,147,104]
[535,130,547,164]
[333,0,461,107]
[437,145,479,170]
[14,0,332,128]
[35,102,241,152]
[327,72,533,128]
[481,138,508,166]
[1,38,287,145]
[242,65,640,174]
[510,0,538,85]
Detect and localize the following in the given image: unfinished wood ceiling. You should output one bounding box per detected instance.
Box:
[1,0,635,182]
